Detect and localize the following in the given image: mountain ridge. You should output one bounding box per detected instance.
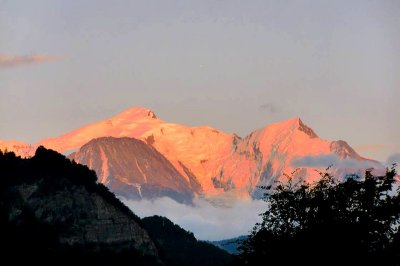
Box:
[0,106,381,200]
[0,147,232,265]
[69,137,197,203]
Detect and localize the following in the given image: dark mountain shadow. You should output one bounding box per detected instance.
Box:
[0,147,232,266]
[142,215,233,266]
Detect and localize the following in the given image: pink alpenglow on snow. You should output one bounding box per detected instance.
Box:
[2,107,382,201]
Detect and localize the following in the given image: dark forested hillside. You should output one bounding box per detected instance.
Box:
[210,236,248,254]
[142,215,232,266]
[0,147,161,265]
[0,147,233,266]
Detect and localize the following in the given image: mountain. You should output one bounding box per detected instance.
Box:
[0,140,33,157]
[1,107,380,201]
[216,117,380,197]
[37,107,235,196]
[142,215,232,266]
[0,148,232,265]
[69,137,199,203]
[210,235,248,254]
[0,147,160,265]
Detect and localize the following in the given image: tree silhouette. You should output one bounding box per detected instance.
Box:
[0,148,232,266]
[0,148,158,265]
[142,215,232,266]
[236,166,400,265]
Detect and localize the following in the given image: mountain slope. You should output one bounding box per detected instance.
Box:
[0,140,33,157]
[142,215,232,266]
[210,235,248,254]
[0,147,160,265]
[216,118,380,197]
[2,107,380,200]
[0,148,234,266]
[37,107,235,194]
[69,137,199,203]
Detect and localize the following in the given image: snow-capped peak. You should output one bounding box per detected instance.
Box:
[114,106,159,121]
[1,107,377,201]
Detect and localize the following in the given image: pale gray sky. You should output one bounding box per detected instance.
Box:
[0,0,399,162]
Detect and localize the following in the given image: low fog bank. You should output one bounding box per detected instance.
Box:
[123,197,266,241]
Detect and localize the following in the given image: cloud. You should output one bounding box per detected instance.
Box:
[291,154,379,169]
[259,103,279,113]
[0,54,59,68]
[122,197,266,241]
[387,153,400,167]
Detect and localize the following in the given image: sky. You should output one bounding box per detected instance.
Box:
[0,0,399,162]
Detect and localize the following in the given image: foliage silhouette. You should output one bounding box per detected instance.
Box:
[142,215,232,266]
[235,166,400,265]
[0,147,233,266]
[0,148,159,265]
[0,147,142,223]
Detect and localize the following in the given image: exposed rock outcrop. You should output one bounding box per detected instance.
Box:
[69,137,195,203]
[0,147,159,264]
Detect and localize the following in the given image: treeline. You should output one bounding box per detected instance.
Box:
[0,148,232,266]
[234,167,400,265]
[0,147,142,224]
[0,147,156,265]
[142,216,232,266]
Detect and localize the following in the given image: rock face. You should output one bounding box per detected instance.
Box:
[69,137,198,203]
[37,107,234,195]
[2,107,381,201]
[61,110,378,200]
[16,184,156,248]
[214,118,380,197]
[0,147,158,258]
[0,148,235,265]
